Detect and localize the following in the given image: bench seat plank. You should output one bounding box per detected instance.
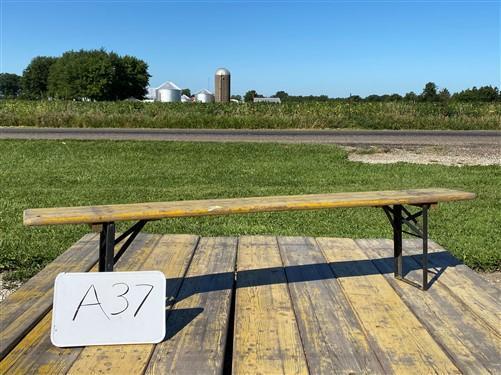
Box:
[0,234,154,374]
[0,233,99,360]
[145,237,237,375]
[277,236,383,374]
[358,239,501,374]
[232,236,308,375]
[316,237,460,374]
[24,188,475,226]
[67,234,199,374]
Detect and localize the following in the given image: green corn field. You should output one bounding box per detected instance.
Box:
[1,100,500,130]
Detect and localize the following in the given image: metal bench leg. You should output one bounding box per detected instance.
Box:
[422,205,429,290]
[383,203,431,290]
[393,205,403,278]
[97,220,147,272]
[99,222,115,272]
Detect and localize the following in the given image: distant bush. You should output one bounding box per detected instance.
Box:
[0,100,499,130]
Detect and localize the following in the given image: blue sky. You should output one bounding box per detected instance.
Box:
[1,1,499,97]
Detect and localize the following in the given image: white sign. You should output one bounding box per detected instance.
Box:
[51,271,166,347]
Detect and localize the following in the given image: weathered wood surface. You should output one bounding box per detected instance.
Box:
[145,237,237,374]
[24,188,475,226]
[0,233,154,374]
[277,236,383,374]
[2,233,500,374]
[67,234,199,374]
[317,237,460,374]
[362,238,501,334]
[232,236,308,375]
[0,233,99,360]
[358,239,501,374]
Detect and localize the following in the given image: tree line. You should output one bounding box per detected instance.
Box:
[243,82,500,103]
[1,53,499,103]
[0,49,149,100]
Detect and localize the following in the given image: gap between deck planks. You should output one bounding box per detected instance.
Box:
[1,234,499,374]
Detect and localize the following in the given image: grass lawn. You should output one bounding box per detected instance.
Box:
[0,140,499,283]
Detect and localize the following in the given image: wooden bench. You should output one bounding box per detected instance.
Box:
[24,188,475,291]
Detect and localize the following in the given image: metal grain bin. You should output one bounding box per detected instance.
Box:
[156,81,182,102]
[195,89,215,103]
[181,94,192,102]
[215,68,230,102]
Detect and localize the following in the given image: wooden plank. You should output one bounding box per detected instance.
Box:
[232,236,308,375]
[24,188,475,226]
[277,236,383,374]
[145,237,237,375]
[0,233,99,360]
[316,237,460,374]
[0,233,155,374]
[358,239,501,374]
[360,239,501,334]
[66,234,199,374]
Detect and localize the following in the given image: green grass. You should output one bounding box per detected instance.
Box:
[1,100,500,130]
[0,140,499,283]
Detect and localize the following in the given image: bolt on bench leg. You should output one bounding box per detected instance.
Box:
[99,222,115,272]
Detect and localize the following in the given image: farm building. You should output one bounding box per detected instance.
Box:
[144,87,157,101]
[144,81,182,102]
[156,81,182,102]
[195,89,215,103]
[254,97,281,103]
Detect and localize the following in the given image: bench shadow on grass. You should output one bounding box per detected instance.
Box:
[162,251,461,340]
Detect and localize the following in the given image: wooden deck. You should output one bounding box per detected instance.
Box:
[1,234,499,374]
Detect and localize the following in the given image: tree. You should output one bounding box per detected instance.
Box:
[244,90,258,102]
[274,91,289,101]
[230,94,242,101]
[476,86,499,101]
[365,94,382,102]
[47,49,150,100]
[110,53,150,100]
[21,56,57,99]
[452,86,499,102]
[0,73,21,98]
[181,88,191,97]
[438,88,451,102]
[420,82,439,102]
[404,91,418,102]
[48,49,115,100]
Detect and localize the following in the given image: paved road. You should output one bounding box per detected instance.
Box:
[1,127,500,146]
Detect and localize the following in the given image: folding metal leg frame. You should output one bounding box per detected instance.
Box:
[98,220,147,272]
[96,205,432,283]
[382,204,430,290]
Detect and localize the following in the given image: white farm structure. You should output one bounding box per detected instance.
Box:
[195,89,215,103]
[145,81,182,102]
